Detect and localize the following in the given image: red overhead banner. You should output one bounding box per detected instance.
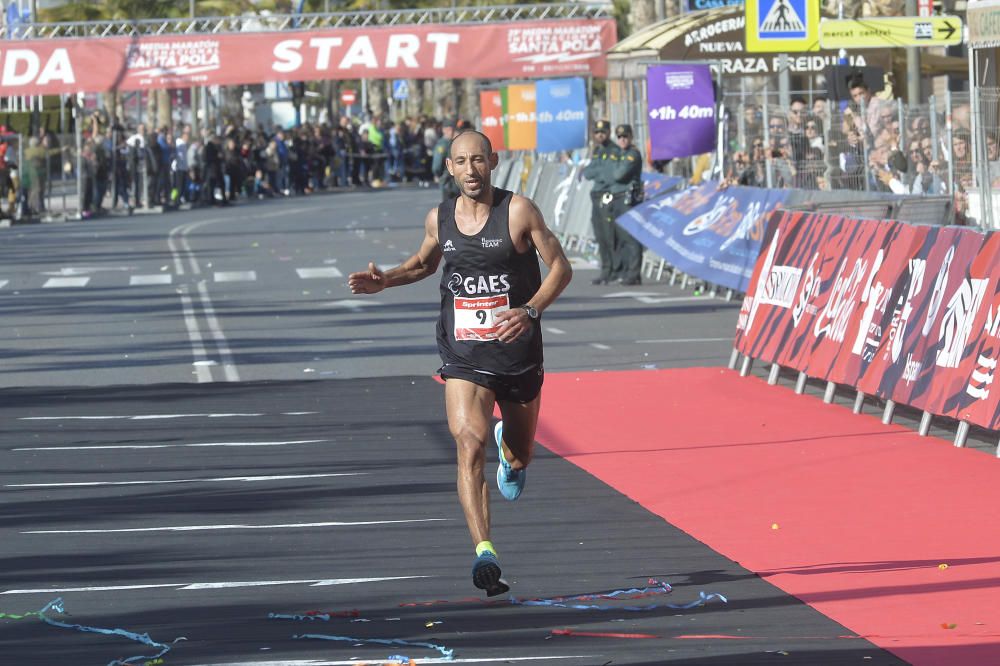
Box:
[0,19,616,96]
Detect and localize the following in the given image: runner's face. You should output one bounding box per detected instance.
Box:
[448,134,495,199]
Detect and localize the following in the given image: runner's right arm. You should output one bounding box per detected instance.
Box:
[348,208,442,294]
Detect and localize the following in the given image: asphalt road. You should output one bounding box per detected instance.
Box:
[0,187,907,665]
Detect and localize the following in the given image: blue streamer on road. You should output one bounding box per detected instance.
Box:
[294,632,454,659]
[510,579,727,611]
[37,598,186,666]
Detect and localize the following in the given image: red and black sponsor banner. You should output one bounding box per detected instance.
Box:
[871,227,986,416]
[735,209,842,365]
[736,210,1000,431]
[798,219,922,386]
[0,19,616,96]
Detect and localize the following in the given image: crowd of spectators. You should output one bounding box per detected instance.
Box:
[3,112,461,219]
[723,73,983,220]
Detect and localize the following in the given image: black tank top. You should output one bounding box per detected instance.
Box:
[436,187,543,375]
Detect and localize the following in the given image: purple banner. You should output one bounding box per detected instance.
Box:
[646,64,717,161]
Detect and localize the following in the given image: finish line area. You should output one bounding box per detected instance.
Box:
[0,374,935,666]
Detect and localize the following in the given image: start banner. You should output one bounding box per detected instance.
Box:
[736,209,1000,431]
[0,18,616,96]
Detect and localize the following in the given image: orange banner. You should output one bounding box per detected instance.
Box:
[504,83,537,151]
[479,89,506,152]
[0,19,616,96]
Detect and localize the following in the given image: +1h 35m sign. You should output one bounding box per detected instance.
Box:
[745,0,820,52]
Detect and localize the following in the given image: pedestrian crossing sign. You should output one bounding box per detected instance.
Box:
[745,0,819,52]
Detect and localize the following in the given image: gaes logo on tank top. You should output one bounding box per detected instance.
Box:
[447,272,511,296]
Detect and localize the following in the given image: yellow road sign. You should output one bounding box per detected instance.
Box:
[819,16,963,49]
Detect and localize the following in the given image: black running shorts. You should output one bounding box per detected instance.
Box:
[439,363,544,404]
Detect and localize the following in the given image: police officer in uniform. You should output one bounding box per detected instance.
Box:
[432,119,461,201]
[608,124,644,285]
[581,120,617,285]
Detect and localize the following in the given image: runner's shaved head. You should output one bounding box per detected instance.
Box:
[450,129,493,158]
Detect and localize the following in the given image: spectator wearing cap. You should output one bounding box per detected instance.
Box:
[608,124,644,286]
[582,119,618,285]
[432,119,460,201]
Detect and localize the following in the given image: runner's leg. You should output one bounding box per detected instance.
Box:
[445,377,497,546]
[497,393,541,470]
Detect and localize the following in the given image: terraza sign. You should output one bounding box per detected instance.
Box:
[661,12,879,75]
[0,18,615,96]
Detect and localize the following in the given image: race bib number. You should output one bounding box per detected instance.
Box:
[454,294,510,341]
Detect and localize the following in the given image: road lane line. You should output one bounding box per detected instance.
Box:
[42,276,89,288]
[184,576,426,590]
[636,337,733,343]
[19,412,293,420]
[185,657,593,665]
[198,280,240,381]
[179,286,214,382]
[2,576,429,595]
[214,271,257,282]
[14,438,329,451]
[130,274,173,286]
[6,472,363,488]
[23,518,449,534]
[297,267,344,279]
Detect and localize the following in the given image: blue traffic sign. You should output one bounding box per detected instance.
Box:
[392,79,409,101]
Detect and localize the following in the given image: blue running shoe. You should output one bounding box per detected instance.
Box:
[495,420,526,501]
[471,550,510,597]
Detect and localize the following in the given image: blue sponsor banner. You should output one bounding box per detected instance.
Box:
[617,181,789,292]
[535,78,588,153]
[643,173,685,201]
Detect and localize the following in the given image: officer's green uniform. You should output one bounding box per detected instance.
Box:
[581,120,617,284]
[608,124,644,285]
[432,124,460,201]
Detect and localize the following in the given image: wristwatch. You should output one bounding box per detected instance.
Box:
[521,304,539,320]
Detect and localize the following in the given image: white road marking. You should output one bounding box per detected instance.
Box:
[545,327,566,335]
[43,276,89,288]
[24,518,448,534]
[636,337,733,343]
[297,267,344,279]
[2,576,427,596]
[198,280,240,381]
[2,583,181,594]
[179,287,214,382]
[0,280,8,289]
[42,266,134,276]
[186,657,593,665]
[6,472,363,488]
[214,271,257,282]
[19,413,268,421]
[14,438,328,452]
[636,295,714,304]
[590,343,611,350]
[324,299,380,309]
[130,274,173,286]
[183,576,424,590]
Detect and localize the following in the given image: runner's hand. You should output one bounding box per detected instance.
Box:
[495,307,531,344]
[348,262,386,294]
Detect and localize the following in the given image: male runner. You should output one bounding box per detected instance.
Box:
[348,130,572,596]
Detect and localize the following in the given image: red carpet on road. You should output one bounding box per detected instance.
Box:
[532,367,1000,666]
